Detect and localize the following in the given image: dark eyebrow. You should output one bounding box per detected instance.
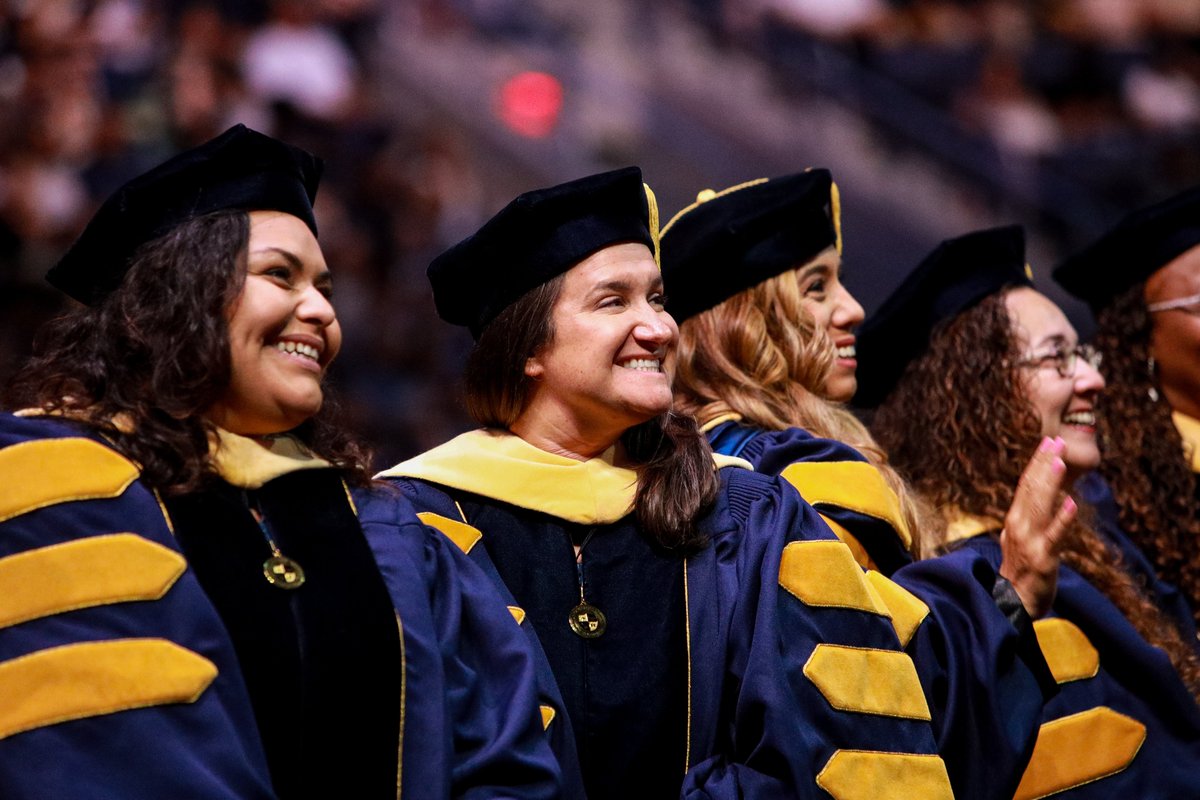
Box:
[797,262,832,278]
[592,279,632,294]
[588,275,664,295]
[1033,332,1071,350]
[251,247,303,269]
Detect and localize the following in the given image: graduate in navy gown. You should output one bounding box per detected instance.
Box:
[0,125,561,799]
[376,166,1047,799]
[660,172,1067,800]
[1055,187,1200,638]
[859,225,1200,798]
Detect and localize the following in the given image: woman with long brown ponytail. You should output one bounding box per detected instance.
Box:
[1054,187,1200,641]
[379,167,965,799]
[861,225,1200,799]
[662,174,1071,800]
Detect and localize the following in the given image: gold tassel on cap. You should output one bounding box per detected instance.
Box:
[831,180,843,255]
[643,183,661,268]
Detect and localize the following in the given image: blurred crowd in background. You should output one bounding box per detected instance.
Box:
[2,0,1199,468]
[699,0,1200,243]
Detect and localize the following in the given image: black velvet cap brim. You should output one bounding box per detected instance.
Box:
[1053,184,1200,311]
[660,169,837,323]
[47,124,322,305]
[854,225,1032,409]
[427,166,656,340]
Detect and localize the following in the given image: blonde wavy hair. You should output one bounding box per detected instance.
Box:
[673,255,937,558]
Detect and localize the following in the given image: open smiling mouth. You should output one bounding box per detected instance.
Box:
[622,358,663,373]
[274,340,322,365]
[1063,410,1095,426]
[836,344,856,359]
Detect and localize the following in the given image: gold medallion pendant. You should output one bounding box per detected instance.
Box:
[247,492,306,590]
[263,554,306,589]
[569,601,607,638]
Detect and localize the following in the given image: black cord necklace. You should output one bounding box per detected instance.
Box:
[568,526,606,638]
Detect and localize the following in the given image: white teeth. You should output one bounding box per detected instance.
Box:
[623,358,662,372]
[276,341,320,361]
[1063,411,1096,426]
[836,345,856,359]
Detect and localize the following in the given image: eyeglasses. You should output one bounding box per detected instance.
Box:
[1148,290,1200,315]
[1016,343,1102,378]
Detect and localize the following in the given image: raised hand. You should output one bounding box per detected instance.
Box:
[999,436,1077,618]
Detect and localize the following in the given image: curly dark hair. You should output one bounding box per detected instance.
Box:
[1093,282,1200,629]
[6,211,371,492]
[872,290,1200,697]
[464,273,719,551]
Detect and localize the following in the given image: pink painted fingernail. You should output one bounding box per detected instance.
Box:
[1039,437,1054,452]
[1051,458,1066,474]
[1062,496,1077,515]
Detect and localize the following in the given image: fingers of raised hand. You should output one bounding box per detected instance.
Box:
[1013,437,1067,520]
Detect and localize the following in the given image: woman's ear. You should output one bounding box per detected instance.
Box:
[524,354,544,380]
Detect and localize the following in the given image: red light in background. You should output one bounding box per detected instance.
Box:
[496,71,563,138]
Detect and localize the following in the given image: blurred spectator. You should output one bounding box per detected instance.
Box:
[0,0,484,467]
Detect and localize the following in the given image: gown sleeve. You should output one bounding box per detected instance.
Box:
[352,484,564,800]
[0,413,277,799]
[681,469,955,800]
[729,425,1056,800]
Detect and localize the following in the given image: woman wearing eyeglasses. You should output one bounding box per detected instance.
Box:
[861,225,1200,799]
[1055,187,1200,641]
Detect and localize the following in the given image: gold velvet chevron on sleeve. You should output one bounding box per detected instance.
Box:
[817,751,953,800]
[1009,620,1134,799]
[0,534,185,628]
[539,705,556,730]
[416,511,483,555]
[0,437,140,523]
[779,461,913,551]
[863,572,930,649]
[1014,707,1146,800]
[0,639,217,741]
[778,540,890,617]
[1033,618,1100,683]
[0,435,218,740]
[779,538,952,799]
[803,644,932,720]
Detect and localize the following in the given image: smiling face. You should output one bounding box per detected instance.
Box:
[1005,287,1105,479]
[514,242,676,458]
[206,210,341,436]
[795,246,865,402]
[1145,243,1200,421]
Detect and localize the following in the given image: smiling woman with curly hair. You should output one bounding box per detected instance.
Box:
[863,225,1200,800]
[0,125,561,800]
[1055,187,1200,637]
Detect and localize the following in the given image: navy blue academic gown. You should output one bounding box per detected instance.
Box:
[0,413,561,799]
[706,420,1056,800]
[732,418,1200,799]
[382,428,956,800]
[1075,471,1199,647]
[961,534,1200,798]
